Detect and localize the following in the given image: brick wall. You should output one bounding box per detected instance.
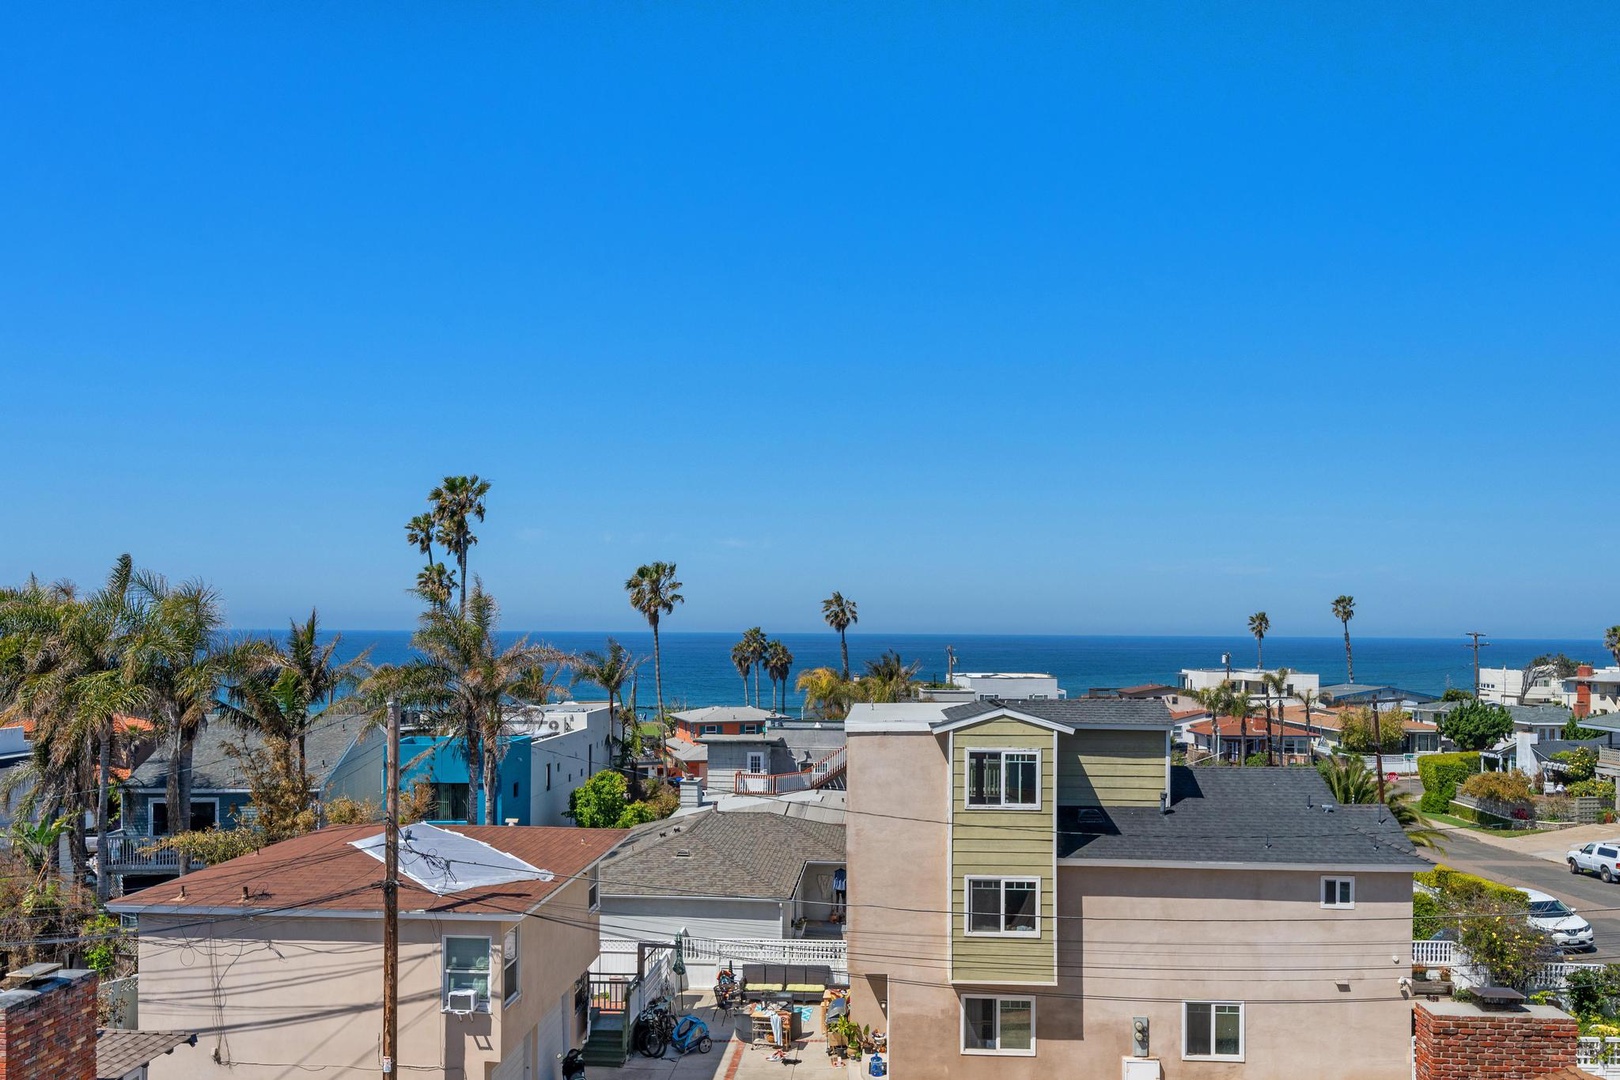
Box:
[1414,1001,1578,1080]
[0,970,98,1080]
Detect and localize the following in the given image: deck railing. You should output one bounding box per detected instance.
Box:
[729,746,848,796]
[1579,1037,1620,1077]
[100,834,205,873]
[1410,940,1601,991]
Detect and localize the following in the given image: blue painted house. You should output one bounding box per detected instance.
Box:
[326,730,533,826]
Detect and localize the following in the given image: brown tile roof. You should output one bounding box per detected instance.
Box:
[1188,717,1319,738]
[109,824,627,917]
[97,1030,195,1079]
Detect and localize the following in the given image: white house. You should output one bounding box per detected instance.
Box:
[1565,666,1620,718]
[1179,666,1320,699]
[510,701,614,826]
[948,672,1066,700]
[1478,666,1565,706]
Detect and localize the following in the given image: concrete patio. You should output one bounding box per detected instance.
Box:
[591,992,866,1079]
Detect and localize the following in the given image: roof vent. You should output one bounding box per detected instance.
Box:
[2,963,62,989]
[675,850,692,858]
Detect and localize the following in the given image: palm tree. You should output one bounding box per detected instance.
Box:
[1294,687,1321,752]
[574,639,644,770]
[765,640,794,713]
[1263,668,1291,765]
[222,610,369,785]
[1606,625,1620,667]
[361,585,559,825]
[1316,754,1442,849]
[859,650,921,704]
[1189,680,1248,762]
[796,667,851,721]
[822,593,859,681]
[730,639,752,706]
[429,475,491,614]
[407,511,456,611]
[625,562,683,725]
[739,627,768,707]
[1248,611,1269,668]
[123,572,226,874]
[1332,595,1356,683]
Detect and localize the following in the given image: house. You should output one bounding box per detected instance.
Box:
[109,710,373,892]
[1184,716,1319,763]
[1318,684,1438,709]
[844,696,1423,1079]
[594,806,844,982]
[109,821,625,1080]
[669,705,779,742]
[950,672,1067,701]
[1178,666,1320,699]
[0,963,196,1080]
[700,719,846,795]
[1477,665,1567,706]
[1565,665,1620,718]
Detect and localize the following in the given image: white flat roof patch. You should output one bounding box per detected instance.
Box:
[953,672,1056,680]
[844,702,951,733]
[350,823,554,896]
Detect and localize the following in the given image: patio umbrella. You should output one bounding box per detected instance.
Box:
[672,929,686,976]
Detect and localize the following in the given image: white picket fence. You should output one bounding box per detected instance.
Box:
[1580,1038,1620,1078]
[599,936,847,990]
[1409,940,1601,992]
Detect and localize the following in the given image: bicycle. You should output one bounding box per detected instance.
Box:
[635,995,677,1057]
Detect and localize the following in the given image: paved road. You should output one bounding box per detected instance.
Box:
[1423,830,1620,963]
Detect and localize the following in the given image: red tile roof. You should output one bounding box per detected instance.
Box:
[110,823,627,917]
[1187,717,1319,738]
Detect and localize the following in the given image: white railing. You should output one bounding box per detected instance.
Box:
[1412,940,1454,966]
[1410,940,1601,991]
[601,936,847,990]
[1579,1037,1620,1077]
[101,834,204,872]
[808,745,847,787]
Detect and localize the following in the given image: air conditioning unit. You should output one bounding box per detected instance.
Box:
[446,989,478,1015]
[548,720,561,733]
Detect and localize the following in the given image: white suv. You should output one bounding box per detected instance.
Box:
[1525,889,1595,953]
[1567,841,1620,883]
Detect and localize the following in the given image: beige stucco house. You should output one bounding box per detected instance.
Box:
[844,698,1425,1080]
[110,822,626,1080]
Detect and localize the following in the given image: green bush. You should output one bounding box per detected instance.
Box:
[1460,771,1534,804]
[1570,779,1617,802]
[1413,891,1442,940]
[1419,752,1481,813]
[1416,865,1529,909]
[1244,752,1270,767]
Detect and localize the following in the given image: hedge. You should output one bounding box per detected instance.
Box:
[1415,865,1529,909]
[1419,752,1481,813]
[1413,891,1442,940]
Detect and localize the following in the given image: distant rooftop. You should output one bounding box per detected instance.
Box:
[846,697,1174,734]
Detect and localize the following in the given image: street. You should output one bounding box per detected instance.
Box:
[1423,829,1620,964]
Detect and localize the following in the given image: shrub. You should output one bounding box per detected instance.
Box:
[1419,752,1481,813]
[1553,747,1598,783]
[1413,891,1442,940]
[1570,779,1617,802]
[1245,752,1271,768]
[1338,707,1407,753]
[1451,896,1556,991]
[1460,771,1534,805]
[1415,866,1529,909]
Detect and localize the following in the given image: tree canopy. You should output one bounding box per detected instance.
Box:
[1439,699,1514,751]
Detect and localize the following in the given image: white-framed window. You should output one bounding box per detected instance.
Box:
[1321,876,1354,909]
[587,866,600,912]
[1183,1001,1243,1060]
[701,724,720,735]
[965,876,1039,936]
[443,936,492,1012]
[961,996,1035,1055]
[746,751,766,774]
[965,749,1040,809]
[502,928,520,1005]
[741,723,761,734]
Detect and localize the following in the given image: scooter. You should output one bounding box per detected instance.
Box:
[559,1047,586,1079]
[669,1013,714,1055]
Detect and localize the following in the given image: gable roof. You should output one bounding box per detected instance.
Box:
[599,808,843,901]
[126,710,372,793]
[941,697,1174,732]
[1059,766,1426,869]
[673,706,779,724]
[109,823,626,917]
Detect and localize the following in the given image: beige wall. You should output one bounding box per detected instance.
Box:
[949,718,1056,983]
[141,880,601,1080]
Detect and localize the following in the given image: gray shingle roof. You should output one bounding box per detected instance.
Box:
[98,1029,195,1079]
[126,710,372,792]
[1059,766,1426,868]
[600,808,843,900]
[943,697,1174,728]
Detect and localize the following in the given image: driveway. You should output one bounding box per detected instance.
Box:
[1423,829,1620,962]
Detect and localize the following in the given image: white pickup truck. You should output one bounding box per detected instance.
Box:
[1567,840,1620,883]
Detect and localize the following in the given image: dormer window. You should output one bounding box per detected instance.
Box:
[966,750,1040,809]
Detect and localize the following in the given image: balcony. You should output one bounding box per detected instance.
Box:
[727,746,847,796]
[98,832,206,876]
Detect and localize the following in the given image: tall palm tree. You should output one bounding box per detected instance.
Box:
[1606,625,1620,667]
[625,562,683,725]
[740,627,768,707]
[123,572,226,874]
[1248,611,1269,668]
[1189,680,1246,762]
[1316,754,1442,849]
[361,585,559,825]
[730,639,752,706]
[765,640,794,713]
[429,475,491,615]
[860,650,921,704]
[574,639,644,770]
[1332,595,1356,683]
[822,593,858,681]
[1263,668,1291,765]
[1294,687,1321,754]
[407,511,456,610]
[222,610,369,785]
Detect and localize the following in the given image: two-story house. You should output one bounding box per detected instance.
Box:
[110,821,626,1080]
[845,697,1423,1080]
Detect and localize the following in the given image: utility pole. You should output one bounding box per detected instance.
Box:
[1371,691,1388,804]
[1464,632,1490,698]
[382,699,400,1077]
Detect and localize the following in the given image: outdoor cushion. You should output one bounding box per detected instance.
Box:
[786,984,822,993]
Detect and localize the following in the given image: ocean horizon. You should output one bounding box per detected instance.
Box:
[254,631,1611,714]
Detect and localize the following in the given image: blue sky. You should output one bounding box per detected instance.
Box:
[2,3,1616,637]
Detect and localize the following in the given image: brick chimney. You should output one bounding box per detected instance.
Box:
[0,965,98,1080]
[1575,664,1595,719]
[1414,1000,1578,1080]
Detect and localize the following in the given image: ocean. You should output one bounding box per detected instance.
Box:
[287,631,1608,713]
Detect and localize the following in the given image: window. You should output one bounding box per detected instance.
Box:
[962,996,1034,1055]
[701,724,720,735]
[502,928,520,1004]
[746,752,766,774]
[965,877,1039,936]
[965,750,1039,808]
[588,866,600,912]
[1183,1002,1242,1060]
[741,724,760,734]
[1321,877,1354,908]
[150,798,217,836]
[443,937,491,1012]
[430,783,470,822]
[1601,847,1618,860]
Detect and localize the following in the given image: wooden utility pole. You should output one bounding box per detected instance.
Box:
[383,699,400,1077]
[1464,632,1490,698]
[1370,691,1388,804]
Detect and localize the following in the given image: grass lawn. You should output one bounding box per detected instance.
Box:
[1427,811,1554,837]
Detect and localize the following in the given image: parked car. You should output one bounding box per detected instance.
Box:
[1524,889,1595,953]
[1567,840,1620,883]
